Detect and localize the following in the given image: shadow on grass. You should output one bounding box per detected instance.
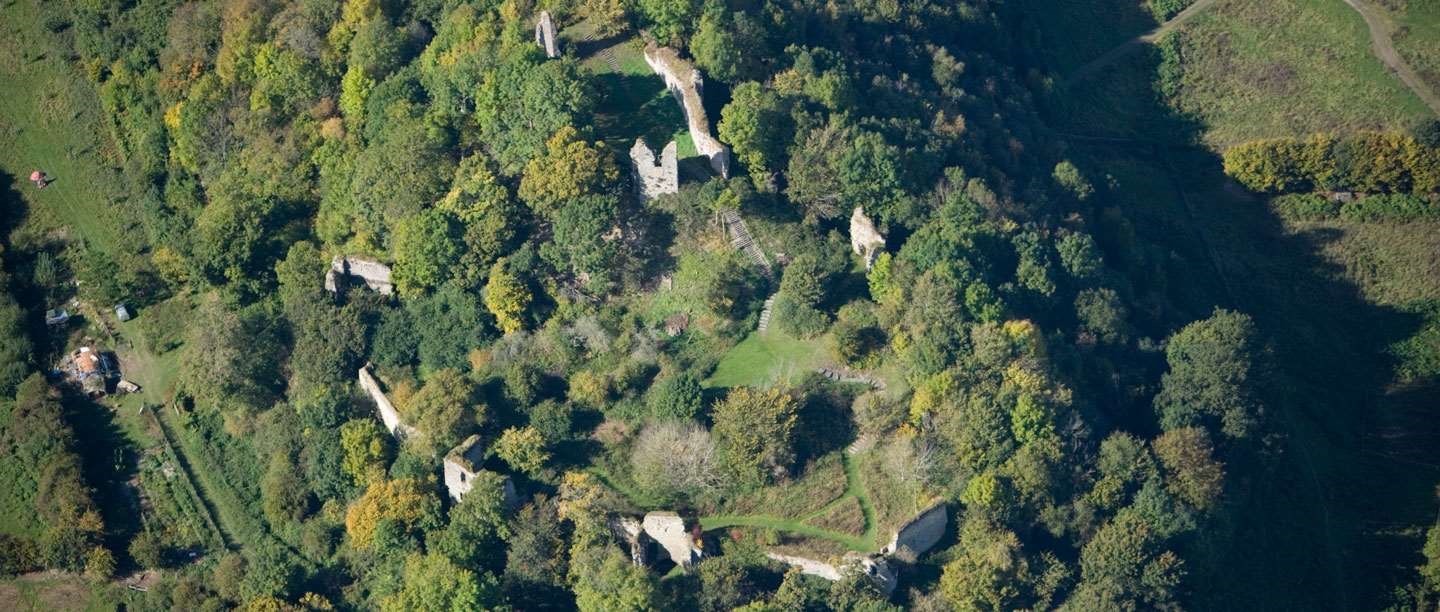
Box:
[593,74,687,153]
[61,390,143,569]
[1037,34,1440,610]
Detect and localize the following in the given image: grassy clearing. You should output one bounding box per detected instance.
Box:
[1162,0,1431,147]
[854,449,923,537]
[705,328,828,389]
[0,574,132,612]
[0,2,140,264]
[566,19,693,163]
[804,495,866,537]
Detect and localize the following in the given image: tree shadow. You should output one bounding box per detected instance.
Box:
[593,74,687,154]
[1037,34,1439,610]
[570,29,631,61]
[60,389,143,567]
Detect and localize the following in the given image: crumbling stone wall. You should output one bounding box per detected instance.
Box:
[443,435,487,500]
[609,516,650,566]
[881,502,947,563]
[643,43,730,177]
[849,207,886,269]
[765,551,896,594]
[642,512,702,568]
[765,552,842,580]
[359,364,414,438]
[535,11,559,58]
[326,256,394,295]
[631,138,679,201]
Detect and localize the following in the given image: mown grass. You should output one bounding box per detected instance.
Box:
[0,1,141,264]
[704,328,828,389]
[1161,0,1431,147]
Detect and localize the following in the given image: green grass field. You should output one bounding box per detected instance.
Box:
[1163,0,1432,147]
[0,2,141,263]
[705,329,828,389]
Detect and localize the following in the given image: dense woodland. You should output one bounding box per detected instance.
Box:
[0,0,1438,610]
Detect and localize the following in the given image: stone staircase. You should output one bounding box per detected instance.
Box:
[757,294,777,332]
[720,209,771,272]
[846,433,876,455]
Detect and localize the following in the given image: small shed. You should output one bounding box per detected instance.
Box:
[45,308,70,326]
[114,304,132,322]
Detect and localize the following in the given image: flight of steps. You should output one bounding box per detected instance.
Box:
[846,433,876,455]
[720,209,771,271]
[757,294,777,332]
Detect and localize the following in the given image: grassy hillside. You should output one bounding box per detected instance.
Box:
[1386,0,1440,94]
[1160,0,1432,146]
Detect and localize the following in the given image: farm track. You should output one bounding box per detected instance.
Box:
[1340,0,1440,116]
[1064,0,1220,86]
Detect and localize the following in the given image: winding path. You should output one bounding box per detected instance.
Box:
[1064,0,1221,86]
[1340,0,1440,116]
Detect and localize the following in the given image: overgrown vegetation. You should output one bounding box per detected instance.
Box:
[0,0,1437,608]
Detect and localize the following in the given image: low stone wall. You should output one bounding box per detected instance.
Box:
[359,365,414,438]
[765,552,842,581]
[643,44,730,177]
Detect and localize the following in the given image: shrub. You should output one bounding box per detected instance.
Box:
[1148,0,1195,20]
[630,421,721,502]
[1271,194,1340,222]
[1224,132,1440,194]
[1339,194,1438,223]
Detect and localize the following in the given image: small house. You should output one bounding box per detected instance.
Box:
[114,304,132,322]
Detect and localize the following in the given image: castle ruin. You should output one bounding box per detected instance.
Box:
[535,11,559,59]
[642,43,730,178]
[326,256,394,296]
[358,364,414,439]
[630,138,679,201]
[849,207,886,270]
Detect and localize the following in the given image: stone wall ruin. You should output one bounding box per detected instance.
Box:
[630,138,679,201]
[849,207,886,269]
[326,256,394,296]
[535,11,559,59]
[642,512,703,568]
[359,364,414,439]
[880,502,947,563]
[443,434,487,501]
[642,43,731,178]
